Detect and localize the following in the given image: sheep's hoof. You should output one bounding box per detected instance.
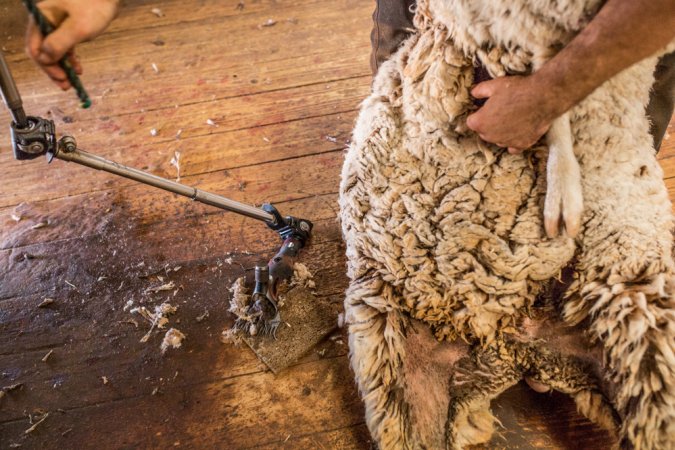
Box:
[544,184,583,239]
[544,211,561,239]
[563,208,582,238]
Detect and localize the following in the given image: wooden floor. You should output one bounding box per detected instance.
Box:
[0,1,673,449]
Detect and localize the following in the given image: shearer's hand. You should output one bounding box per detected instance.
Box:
[25,0,119,90]
[466,74,564,154]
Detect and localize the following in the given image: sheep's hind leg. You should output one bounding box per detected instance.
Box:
[565,144,675,448]
[544,112,583,238]
[445,341,521,450]
[523,343,618,435]
[345,280,410,450]
[565,70,675,446]
[346,278,473,449]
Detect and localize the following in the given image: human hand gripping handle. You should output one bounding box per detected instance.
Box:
[467,75,583,239]
[24,0,119,104]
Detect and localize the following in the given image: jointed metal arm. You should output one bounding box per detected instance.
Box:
[1,17,315,308]
[55,137,275,222]
[0,48,312,250]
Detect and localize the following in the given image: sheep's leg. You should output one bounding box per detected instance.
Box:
[559,57,675,447]
[523,344,618,435]
[563,116,675,448]
[565,158,675,447]
[345,278,473,449]
[445,342,521,450]
[345,279,413,450]
[544,112,584,238]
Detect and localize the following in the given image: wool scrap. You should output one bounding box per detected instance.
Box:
[25,412,48,434]
[38,298,54,308]
[131,302,178,343]
[0,383,23,401]
[220,328,244,345]
[161,328,186,354]
[221,277,255,342]
[228,277,252,319]
[170,151,181,181]
[145,281,175,294]
[290,262,316,290]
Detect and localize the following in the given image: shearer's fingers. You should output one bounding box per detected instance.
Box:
[470,79,498,99]
[67,51,83,75]
[26,15,72,89]
[36,16,83,65]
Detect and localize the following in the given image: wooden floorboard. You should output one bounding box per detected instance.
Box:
[0,0,673,449]
[0,77,368,206]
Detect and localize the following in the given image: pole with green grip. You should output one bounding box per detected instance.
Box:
[22,0,92,108]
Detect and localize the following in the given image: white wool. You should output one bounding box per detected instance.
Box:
[227,277,251,318]
[340,1,675,449]
[291,262,316,290]
[131,302,178,343]
[160,328,185,354]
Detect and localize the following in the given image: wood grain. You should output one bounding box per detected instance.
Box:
[0,0,672,449]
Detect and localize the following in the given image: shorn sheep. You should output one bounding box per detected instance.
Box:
[339,0,675,448]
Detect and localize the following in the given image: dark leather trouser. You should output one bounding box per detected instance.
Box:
[370,0,675,151]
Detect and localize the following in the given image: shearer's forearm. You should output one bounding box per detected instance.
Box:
[535,0,675,117]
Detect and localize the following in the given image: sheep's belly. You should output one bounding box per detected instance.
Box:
[348,134,576,339]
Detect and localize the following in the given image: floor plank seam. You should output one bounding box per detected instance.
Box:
[0,293,346,356]
[3,0,335,64]
[19,74,369,125]
[0,235,346,302]
[102,0,332,38]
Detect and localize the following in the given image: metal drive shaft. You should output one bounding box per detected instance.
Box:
[1,41,313,251]
[0,51,28,127]
[55,139,275,224]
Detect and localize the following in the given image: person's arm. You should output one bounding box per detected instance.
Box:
[25,0,119,90]
[466,0,675,153]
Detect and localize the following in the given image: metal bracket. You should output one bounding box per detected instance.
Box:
[262,204,313,245]
[10,116,57,160]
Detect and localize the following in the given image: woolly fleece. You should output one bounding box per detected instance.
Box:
[339,1,675,448]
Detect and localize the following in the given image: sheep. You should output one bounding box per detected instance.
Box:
[339,0,675,448]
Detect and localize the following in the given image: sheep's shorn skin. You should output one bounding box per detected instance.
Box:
[339,0,675,448]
